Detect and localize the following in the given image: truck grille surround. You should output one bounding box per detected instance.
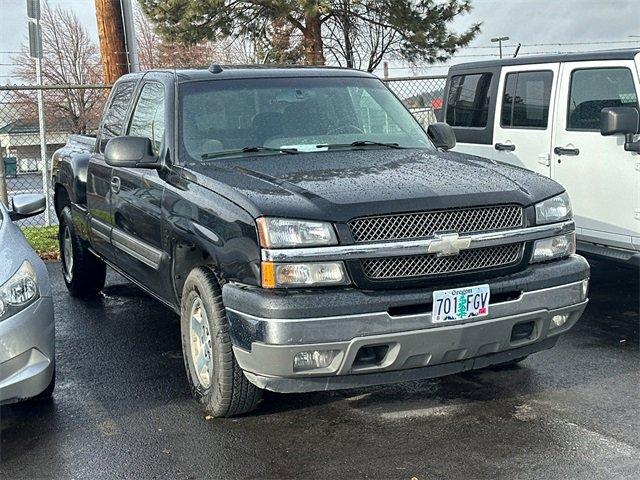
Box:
[349,205,525,281]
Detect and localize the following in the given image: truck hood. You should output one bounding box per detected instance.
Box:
[187,148,564,221]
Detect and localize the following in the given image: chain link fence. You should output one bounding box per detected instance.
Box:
[0,84,110,257]
[0,76,445,258]
[384,75,447,127]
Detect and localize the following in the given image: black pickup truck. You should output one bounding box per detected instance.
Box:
[52,66,590,417]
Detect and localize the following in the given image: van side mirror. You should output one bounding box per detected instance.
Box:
[600,107,640,152]
[427,122,456,151]
[9,194,46,221]
[104,136,161,168]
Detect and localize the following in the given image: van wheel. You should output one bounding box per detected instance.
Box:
[180,267,262,417]
[59,206,106,297]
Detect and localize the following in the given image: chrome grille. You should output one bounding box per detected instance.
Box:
[361,244,522,280]
[349,205,523,243]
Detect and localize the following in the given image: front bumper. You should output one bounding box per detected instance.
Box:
[0,297,55,404]
[224,256,589,393]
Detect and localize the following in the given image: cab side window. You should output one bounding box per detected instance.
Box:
[99,81,135,152]
[128,82,166,153]
[500,71,553,129]
[568,67,639,131]
[445,73,493,128]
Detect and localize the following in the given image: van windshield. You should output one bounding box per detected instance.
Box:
[178,76,433,162]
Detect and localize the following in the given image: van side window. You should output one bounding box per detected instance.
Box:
[500,71,553,128]
[446,73,493,127]
[128,82,166,153]
[568,67,639,131]
[99,81,135,152]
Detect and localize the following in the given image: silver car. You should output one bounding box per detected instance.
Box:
[0,194,55,403]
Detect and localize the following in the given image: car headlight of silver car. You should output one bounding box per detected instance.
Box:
[0,261,40,321]
[535,192,572,225]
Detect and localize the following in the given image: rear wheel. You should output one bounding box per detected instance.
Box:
[180,267,262,417]
[59,206,106,297]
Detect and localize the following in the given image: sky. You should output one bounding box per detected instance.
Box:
[0,0,639,84]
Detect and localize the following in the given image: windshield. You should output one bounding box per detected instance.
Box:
[179,76,433,162]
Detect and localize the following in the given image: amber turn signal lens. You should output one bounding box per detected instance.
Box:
[261,261,276,289]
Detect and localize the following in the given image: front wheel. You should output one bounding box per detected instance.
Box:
[180,267,262,417]
[59,206,106,297]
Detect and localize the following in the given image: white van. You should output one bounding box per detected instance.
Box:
[443,49,640,264]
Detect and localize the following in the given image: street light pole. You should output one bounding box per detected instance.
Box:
[27,0,51,225]
[491,36,510,59]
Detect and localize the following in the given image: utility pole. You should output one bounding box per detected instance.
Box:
[27,0,51,225]
[95,0,129,83]
[491,36,510,59]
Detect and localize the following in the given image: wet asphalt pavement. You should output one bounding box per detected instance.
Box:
[1,259,638,479]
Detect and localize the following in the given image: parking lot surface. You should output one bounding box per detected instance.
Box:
[1,259,638,479]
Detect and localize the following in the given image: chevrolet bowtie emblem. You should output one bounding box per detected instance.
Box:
[427,233,472,257]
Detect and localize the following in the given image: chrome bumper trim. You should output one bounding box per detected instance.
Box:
[261,220,575,262]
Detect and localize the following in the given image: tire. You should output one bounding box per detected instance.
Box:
[59,206,106,297]
[180,267,262,417]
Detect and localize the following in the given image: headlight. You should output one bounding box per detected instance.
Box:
[256,217,338,248]
[261,261,348,288]
[0,261,39,321]
[531,232,576,263]
[535,192,572,224]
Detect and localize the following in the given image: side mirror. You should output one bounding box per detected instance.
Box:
[427,122,456,151]
[600,107,639,136]
[104,136,160,169]
[9,194,46,221]
[600,107,640,152]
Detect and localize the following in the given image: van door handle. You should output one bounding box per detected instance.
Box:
[495,143,516,151]
[554,146,580,156]
[111,176,121,194]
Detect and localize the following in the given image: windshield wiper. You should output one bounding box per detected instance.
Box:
[201,146,298,160]
[320,140,405,150]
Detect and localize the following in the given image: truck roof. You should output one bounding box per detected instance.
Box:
[449,48,640,72]
[121,65,377,83]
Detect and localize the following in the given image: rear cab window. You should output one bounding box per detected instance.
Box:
[567,67,639,131]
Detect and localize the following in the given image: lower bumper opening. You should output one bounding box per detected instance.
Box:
[511,321,536,342]
[353,345,390,370]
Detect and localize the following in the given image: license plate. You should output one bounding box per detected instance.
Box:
[432,284,490,323]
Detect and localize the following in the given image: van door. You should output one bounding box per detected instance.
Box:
[553,61,640,251]
[491,63,559,177]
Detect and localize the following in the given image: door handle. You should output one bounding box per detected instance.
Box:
[111,176,121,194]
[495,143,516,152]
[554,146,580,156]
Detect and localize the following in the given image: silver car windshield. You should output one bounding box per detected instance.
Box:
[179,76,433,162]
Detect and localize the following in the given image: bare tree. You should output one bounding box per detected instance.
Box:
[136,4,269,69]
[12,1,105,133]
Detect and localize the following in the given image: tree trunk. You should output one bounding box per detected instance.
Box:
[94,0,129,83]
[341,0,354,68]
[303,11,325,65]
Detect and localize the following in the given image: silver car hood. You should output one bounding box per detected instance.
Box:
[0,205,51,297]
